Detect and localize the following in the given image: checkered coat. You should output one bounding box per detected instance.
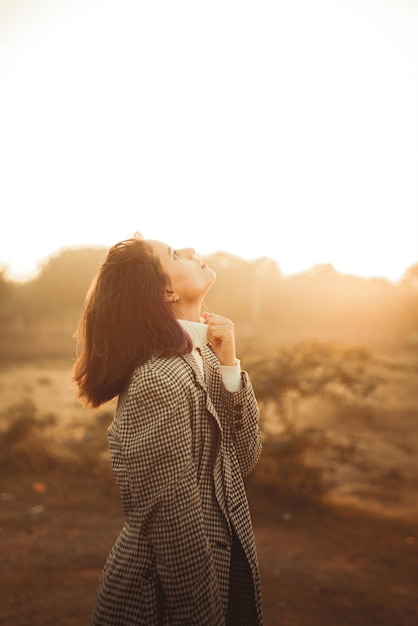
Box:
[90,345,263,625]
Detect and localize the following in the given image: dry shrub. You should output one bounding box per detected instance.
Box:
[67,410,114,475]
[0,399,113,476]
[0,399,60,472]
[247,432,328,507]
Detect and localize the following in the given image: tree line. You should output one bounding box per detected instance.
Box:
[1,246,418,361]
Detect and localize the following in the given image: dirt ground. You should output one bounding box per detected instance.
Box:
[1,469,417,626]
[0,359,417,625]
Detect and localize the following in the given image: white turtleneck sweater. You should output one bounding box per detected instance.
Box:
[177,319,242,393]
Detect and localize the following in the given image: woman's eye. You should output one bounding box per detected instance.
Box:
[173,250,179,259]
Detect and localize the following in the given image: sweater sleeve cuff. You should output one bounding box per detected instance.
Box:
[219,359,242,392]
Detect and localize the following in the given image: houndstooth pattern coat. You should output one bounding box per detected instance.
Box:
[90,345,263,625]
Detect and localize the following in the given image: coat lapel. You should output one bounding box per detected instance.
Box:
[181,352,223,432]
[181,352,205,387]
[181,352,230,527]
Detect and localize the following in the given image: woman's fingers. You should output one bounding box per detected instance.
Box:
[202,312,236,366]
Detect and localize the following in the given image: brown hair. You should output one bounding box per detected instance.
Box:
[73,234,191,408]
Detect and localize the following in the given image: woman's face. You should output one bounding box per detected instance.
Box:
[146,240,216,303]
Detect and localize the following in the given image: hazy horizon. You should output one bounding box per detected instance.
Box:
[3,239,415,285]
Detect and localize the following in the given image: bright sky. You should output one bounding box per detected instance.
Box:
[1,0,417,283]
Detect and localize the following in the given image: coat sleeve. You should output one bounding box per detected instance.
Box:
[118,365,225,626]
[221,370,262,477]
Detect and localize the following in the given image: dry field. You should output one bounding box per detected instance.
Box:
[0,353,417,625]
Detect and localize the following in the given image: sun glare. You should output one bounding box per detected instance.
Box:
[0,0,417,283]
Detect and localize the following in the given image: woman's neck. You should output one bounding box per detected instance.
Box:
[173,303,202,322]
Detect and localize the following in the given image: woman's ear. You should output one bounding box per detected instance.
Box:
[164,289,179,303]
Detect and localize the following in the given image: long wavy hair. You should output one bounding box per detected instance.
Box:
[73,234,191,408]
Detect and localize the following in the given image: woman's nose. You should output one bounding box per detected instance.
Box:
[179,248,195,258]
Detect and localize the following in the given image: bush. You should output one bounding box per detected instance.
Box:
[247,433,328,507]
[0,399,59,472]
[0,399,113,477]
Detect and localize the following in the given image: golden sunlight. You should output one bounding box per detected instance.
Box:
[0,0,417,282]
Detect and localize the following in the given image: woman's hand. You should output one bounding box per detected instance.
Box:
[202,312,237,366]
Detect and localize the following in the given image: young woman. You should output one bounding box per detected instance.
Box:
[73,233,263,625]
